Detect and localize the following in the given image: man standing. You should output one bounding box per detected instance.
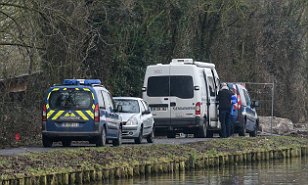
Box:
[217,83,233,138]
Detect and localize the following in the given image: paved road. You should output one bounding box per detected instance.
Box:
[0,132,270,156]
[0,136,211,156]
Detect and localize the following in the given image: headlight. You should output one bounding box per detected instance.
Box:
[126,117,138,125]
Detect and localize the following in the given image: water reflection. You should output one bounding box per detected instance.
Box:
[94,156,308,185]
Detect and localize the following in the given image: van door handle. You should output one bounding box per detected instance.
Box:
[164,98,169,100]
[170,102,176,107]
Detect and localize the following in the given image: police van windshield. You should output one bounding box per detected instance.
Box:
[49,90,93,110]
[147,76,193,99]
[114,99,140,113]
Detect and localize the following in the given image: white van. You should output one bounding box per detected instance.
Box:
[142,58,220,138]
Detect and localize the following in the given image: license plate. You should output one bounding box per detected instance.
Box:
[62,123,79,127]
[151,107,167,111]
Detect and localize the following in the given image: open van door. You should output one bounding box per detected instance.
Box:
[204,70,220,137]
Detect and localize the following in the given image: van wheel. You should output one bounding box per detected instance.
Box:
[135,127,143,144]
[62,140,71,147]
[206,129,213,138]
[239,119,246,136]
[167,132,176,138]
[42,135,53,148]
[113,128,122,146]
[96,127,106,147]
[195,123,207,138]
[147,131,154,143]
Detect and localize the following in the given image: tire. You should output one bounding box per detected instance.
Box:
[249,129,257,137]
[113,128,122,146]
[62,140,71,147]
[249,124,258,137]
[96,127,106,147]
[206,129,214,138]
[167,132,176,138]
[42,135,52,148]
[135,126,143,144]
[239,119,246,136]
[147,131,154,143]
[219,131,224,138]
[195,123,207,138]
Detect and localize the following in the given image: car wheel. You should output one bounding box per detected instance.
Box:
[62,140,71,147]
[147,131,154,143]
[135,126,143,144]
[42,135,53,148]
[113,128,122,146]
[96,127,106,147]
[239,119,246,136]
[249,125,257,137]
[167,132,176,138]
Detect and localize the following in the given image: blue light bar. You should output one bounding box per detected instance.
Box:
[62,79,102,86]
[63,79,80,85]
[83,79,101,85]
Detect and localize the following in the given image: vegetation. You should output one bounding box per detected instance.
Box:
[0,0,307,145]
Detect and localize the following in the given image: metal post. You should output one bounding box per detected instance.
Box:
[270,81,274,135]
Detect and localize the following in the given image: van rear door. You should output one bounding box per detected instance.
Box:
[46,88,95,132]
[169,66,195,124]
[145,66,171,126]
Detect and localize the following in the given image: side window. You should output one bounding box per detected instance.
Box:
[144,101,151,111]
[243,90,251,107]
[207,77,216,97]
[239,88,247,106]
[97,90,105,108]
[140,101,146,113]
[102,91,114,111]
[200,73,206,97]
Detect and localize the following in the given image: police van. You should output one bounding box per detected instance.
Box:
[142,58,220,138]
[42,79,122,147]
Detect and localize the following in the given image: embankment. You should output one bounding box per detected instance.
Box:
[1,136,308,184]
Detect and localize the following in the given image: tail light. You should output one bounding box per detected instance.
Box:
[195,102,201,116]
[94,104,100,122]
[237,95,241,110]
[42,104,47,121]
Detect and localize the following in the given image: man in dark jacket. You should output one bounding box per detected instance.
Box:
[217,83,233,138]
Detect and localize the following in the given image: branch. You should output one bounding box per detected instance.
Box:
[0,42,45,50]
[0,3,39,13]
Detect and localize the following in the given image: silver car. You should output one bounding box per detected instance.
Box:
[113,97,155,144]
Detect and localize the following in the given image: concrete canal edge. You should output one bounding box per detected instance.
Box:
[1,146,308,185]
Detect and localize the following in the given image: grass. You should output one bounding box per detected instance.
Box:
[0,136,307,179]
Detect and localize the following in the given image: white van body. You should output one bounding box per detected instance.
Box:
[142,58,220,138]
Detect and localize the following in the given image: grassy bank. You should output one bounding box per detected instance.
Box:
[1,136,308,184]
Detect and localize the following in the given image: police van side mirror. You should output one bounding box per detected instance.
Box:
[194,86,200,91]
[142,110,150,115]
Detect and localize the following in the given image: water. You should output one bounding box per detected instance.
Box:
[96,156,308,185]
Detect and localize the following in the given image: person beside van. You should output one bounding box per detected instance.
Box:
[217,83,234,138]
[230,94,238,135]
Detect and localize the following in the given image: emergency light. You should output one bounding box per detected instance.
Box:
[63,79,80,85]
[63,79,101,86]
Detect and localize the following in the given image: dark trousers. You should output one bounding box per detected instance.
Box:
[219,110,231,138]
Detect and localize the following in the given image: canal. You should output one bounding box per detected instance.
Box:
[98,155,308,185]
